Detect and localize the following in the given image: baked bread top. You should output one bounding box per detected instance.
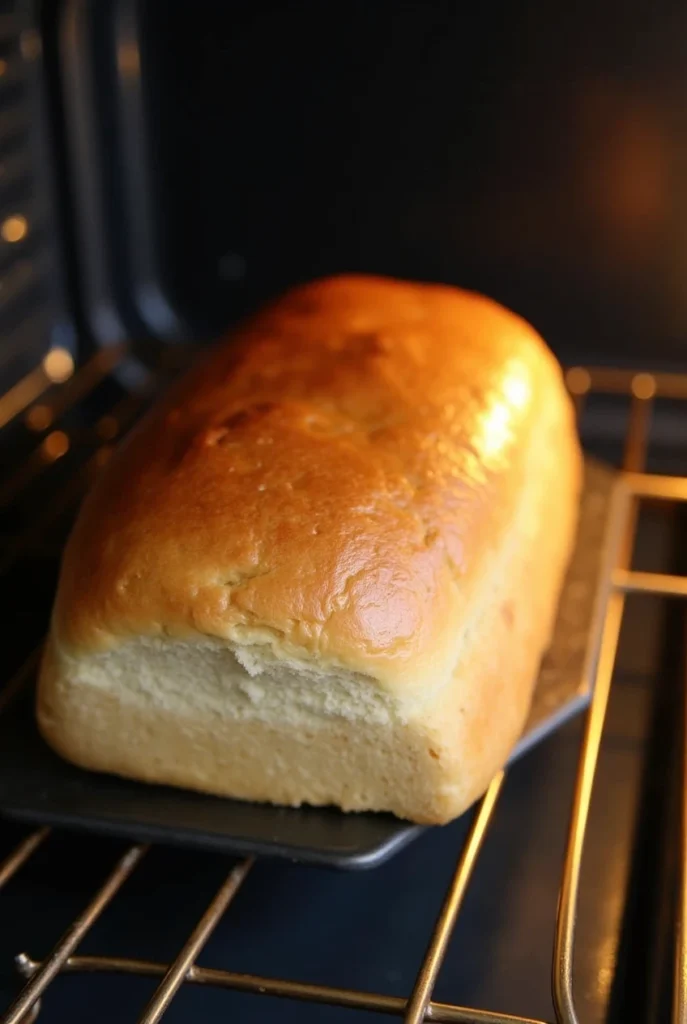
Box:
[51,275,578,699]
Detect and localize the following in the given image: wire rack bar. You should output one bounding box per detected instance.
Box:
[0,401,149,576]
[3,359,687,1022]
[553,440,687,1021]
[404,773,505,1024]
[623,388,654,472]
[552,548,626,1024]
[0,364,50,431]
[0,828,49,892]
[1,844,148,1024]
[0,335,102,431]
[15,953,549,1024]
[137,858,254,1024]
[0,382,150,509]
[32,343,127,424]
[552,384,652,1024]
[583,367,687,399]
[623,471,687,502]
[613,569,687,598]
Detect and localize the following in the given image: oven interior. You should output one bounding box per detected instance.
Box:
[43,0,687,364]
[2,1,687,1022]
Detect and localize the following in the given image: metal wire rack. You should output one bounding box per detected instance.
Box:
[0,346,685,1024]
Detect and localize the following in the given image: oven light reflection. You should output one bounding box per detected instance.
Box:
[1,214,28,243]
[502,370,530,410]
[41,430,69,462]
[25,404,52,431]
[42,348,74,384]
[566,367,591,396]
[478,402,512,460]
[631,372,656,400]
[475,364,531,461]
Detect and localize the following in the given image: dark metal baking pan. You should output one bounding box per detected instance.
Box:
[0,458,614,869]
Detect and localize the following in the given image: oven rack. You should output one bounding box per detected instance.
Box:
[0,347,685,1024]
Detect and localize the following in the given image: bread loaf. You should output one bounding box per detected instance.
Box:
[37,275,582,824]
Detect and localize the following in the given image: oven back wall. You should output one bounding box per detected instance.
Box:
[135,0,687,364]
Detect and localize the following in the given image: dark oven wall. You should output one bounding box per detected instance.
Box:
[54,0,687,367]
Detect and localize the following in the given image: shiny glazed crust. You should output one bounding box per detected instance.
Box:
[37,275,582,824]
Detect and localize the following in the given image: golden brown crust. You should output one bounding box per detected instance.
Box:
[38,274,582,823]
[49,275,578,696]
